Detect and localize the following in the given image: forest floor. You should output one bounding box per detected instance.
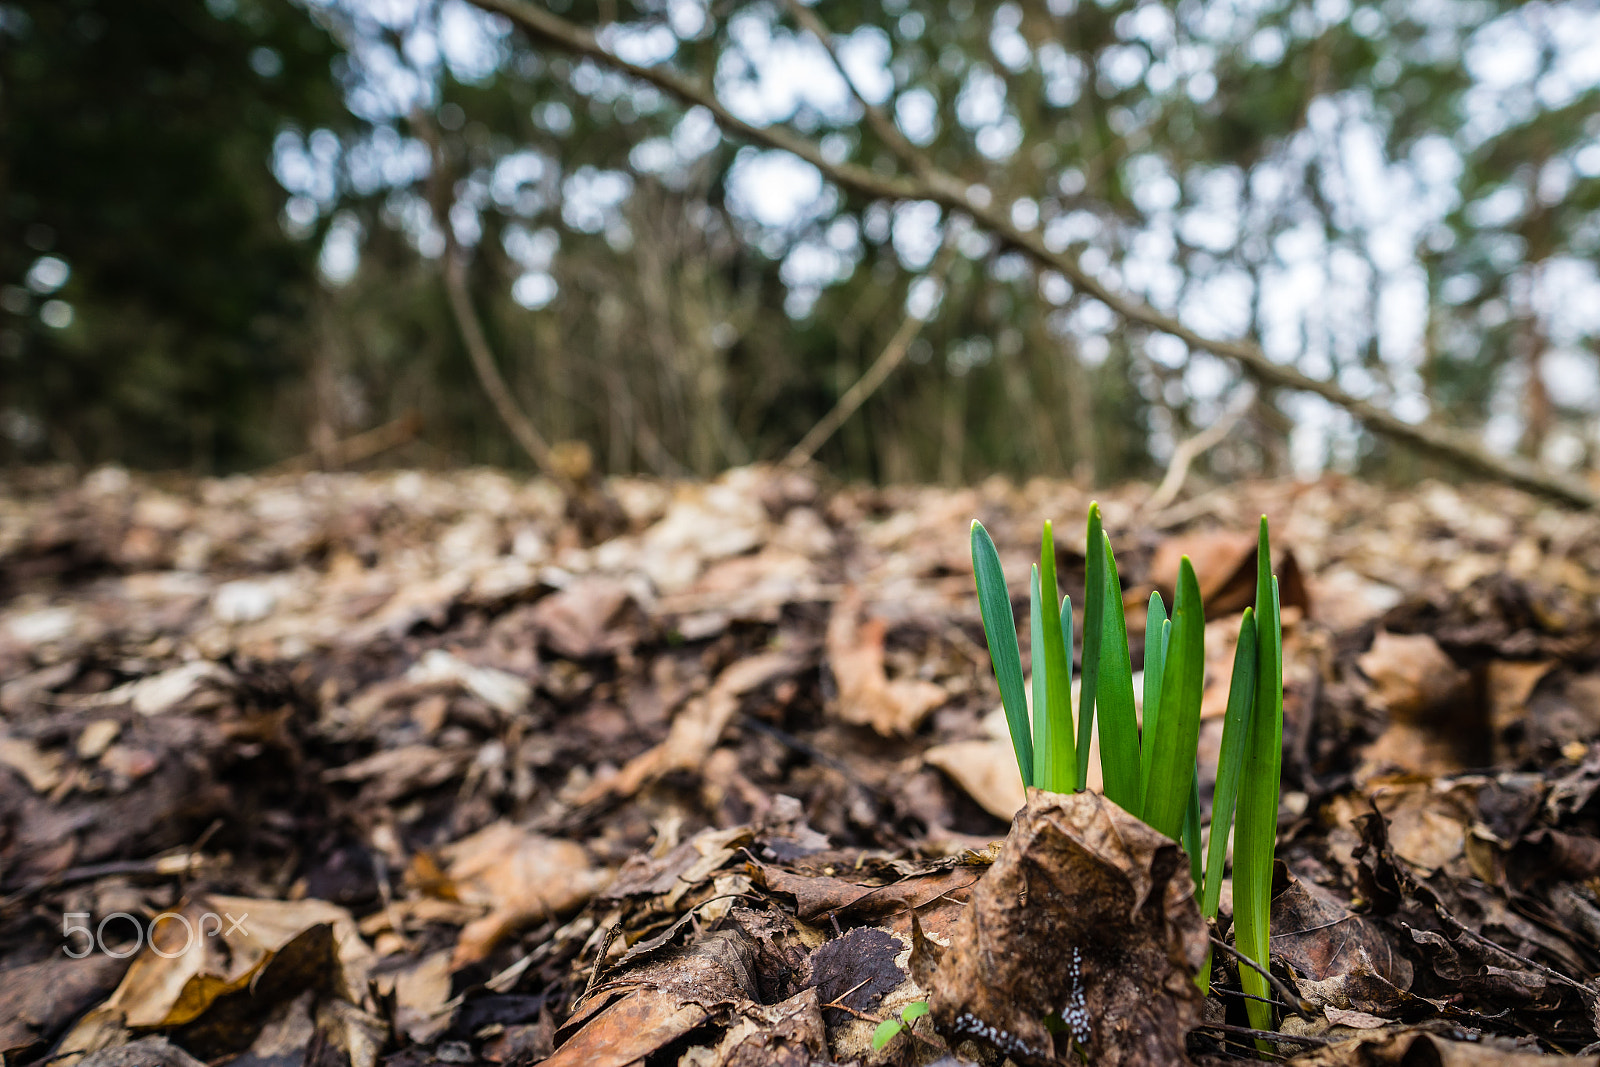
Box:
[3,464,1600,1067]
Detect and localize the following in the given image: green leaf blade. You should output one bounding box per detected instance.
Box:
[1039,522,1077,792]
[1096,533,1141,811]
[1142,556,1206,842]
[1139,592,1168,811]
[972,520,1033,789]
[1030,562,1050,791]
[1234,517,1284,1038]
[1077,503,1105,789]
[1183,764,1203,890]
[872,1018,905,1050]
[1058,594,1077,793]
[1201,608,1258,921]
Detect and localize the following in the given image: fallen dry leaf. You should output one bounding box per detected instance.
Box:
[827,588,947,736]
[547,928,761,1067]
[0,955,128,1060]
[920,789,1207,1066]
[404,649,531,717]
[441,822,609,967]
[679,986,827,1067]
[1359,631,1469,720]
[1288,1029,1600,1066]
[389,950,454,1042]
[923,738,1025,820]
[592,649,798,801]
[102,894,373,1030]
[0,736,64,793]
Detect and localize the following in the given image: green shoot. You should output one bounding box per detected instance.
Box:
[872,999,931,1050]
[1096,533,1140,811]
[972,520,1033,788]
[1139,593,1168,804]
[1076,505,1106,789]
[969,508,1285,1026]
[1202,609,1258,921]
[1182,768,1203,893]
[1233,519,1284,1039]
[1038,522,1077,791]
[1197,607,1259,992]
[1141,558,1203,842]
[1030,563,1050,790]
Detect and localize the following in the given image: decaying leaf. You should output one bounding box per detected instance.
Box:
[439,822,610,967]
[1272,868,1413,994]
[1288,1029,1600,1066]
[679,986,828,1067]
[0,955,128,1060]
[922,789,1207,1066]
[99,894,373,1033]
[590,649,799,801]
[546,928,761,1067]
[749,855,986,926]
[827,588,948,736]
[923,738,1026,820]
[1358,631,1469,721]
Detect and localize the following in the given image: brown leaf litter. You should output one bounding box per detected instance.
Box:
[4,466,1600,1064]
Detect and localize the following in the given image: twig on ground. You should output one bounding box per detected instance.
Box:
[1195,1022,1335,1047]
[472,0,1600,511]
[1210,934,1316,1019]
[1196,1023,1318,1055]
[269,410,424,473]
[0,852,212,911]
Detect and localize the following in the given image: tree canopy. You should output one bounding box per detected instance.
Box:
[3,0,1598,488]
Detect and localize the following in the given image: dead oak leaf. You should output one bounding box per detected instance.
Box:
[921,789,1207,1067]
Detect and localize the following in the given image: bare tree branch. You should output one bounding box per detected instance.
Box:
[417,108,573,490]
[469,0,1599,509]
[784,234,959,468]
[443,253,571,488]
[781,0,928,179]
[1142,386,1256,514]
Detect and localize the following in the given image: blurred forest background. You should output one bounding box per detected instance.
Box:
[3,0,1599,489]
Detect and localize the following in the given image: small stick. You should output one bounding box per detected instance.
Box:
[1209,935,1316,1019]
[0,851,213,911]
[1194,1022,1336,1047]
[1212,986,1297,1011]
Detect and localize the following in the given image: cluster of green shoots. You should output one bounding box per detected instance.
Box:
[971,505,1283,1028]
